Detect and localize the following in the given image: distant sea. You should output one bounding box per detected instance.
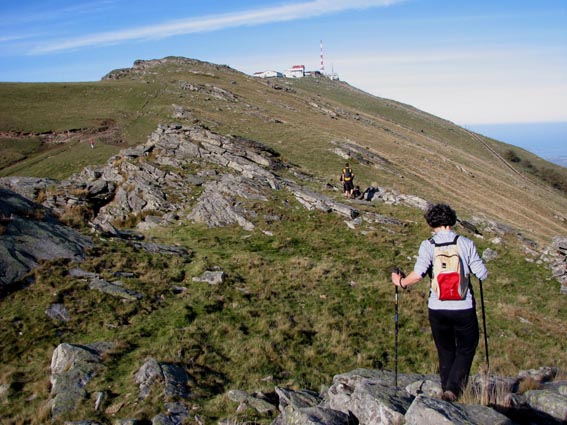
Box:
[467,122,567,168]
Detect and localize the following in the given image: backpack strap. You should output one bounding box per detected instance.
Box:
[429,234,459,247]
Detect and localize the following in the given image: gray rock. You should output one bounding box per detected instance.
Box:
[482,248,498,262]
[94,391,106,411]
[405,379,442,398]
[192,271,226,285]
[286,183,359,220]
[0,176,58,201]
[132,241,190,256]
[362,211,404,226]
[326,371,412,424]
[45,303,71,322]
[135,358,163,400]
[525,389,567,422]
[518,366,558,383]
[404,395,514,425]
[69,268,98,279]
[276,387,322,411]
[227,389,277,413]
[0,384,10,399]
[541,380,567,396]
[470,373,518,398]
[49,342,114,418]
[134,359,191,401]
[280,406,354,425]
[0,188,92,288]
[152,402,191,425]
[161,363,191,399]
[188,188,256,230]
[88,278,143,300]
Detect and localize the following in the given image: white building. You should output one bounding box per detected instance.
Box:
[285,65,305,78]
[253,70,283,78]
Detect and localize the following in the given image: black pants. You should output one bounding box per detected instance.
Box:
[428,307,479,396]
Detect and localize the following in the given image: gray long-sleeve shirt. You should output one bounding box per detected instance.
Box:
[413,229,488,310]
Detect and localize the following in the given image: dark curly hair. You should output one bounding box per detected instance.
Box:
[424,203,457,228]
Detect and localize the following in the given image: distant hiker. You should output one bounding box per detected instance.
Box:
[362,186,378,201]
[90,138,95,149]
[391,203,488,402]
[352,185,362,199]
[340,162,355,198]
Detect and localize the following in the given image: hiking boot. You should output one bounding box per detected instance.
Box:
[442,390,457,402]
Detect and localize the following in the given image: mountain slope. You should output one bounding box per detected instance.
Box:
[0,57,566,424]
[1,57,565,244]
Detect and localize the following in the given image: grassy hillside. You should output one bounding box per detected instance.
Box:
[1,57,566,242]
[1,191,565,424]
[0,57,566,423]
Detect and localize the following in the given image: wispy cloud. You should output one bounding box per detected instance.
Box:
[0,35,31,43]
[2,1,116,26]
[29,0,405,54]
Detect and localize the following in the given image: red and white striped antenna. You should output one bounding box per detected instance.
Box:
[320,39,325,73]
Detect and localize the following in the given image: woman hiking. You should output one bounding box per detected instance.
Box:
[391,203,488,401]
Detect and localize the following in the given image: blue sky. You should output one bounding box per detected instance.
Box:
[0,0,566,125]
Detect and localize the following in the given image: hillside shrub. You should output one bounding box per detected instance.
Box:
[504,149,521,163]
[504,150,567,194]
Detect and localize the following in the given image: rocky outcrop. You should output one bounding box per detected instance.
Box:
[0,176,58,200]
[546,236,567,294]
[101,57,233,81]
[42,124,400,238]
[46,354,567,424]
[1,124,401,289]
[2,123,565,295]
[0,188,92,290]
[226,367,567,425]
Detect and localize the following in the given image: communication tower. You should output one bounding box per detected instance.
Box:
[320,40,325,73]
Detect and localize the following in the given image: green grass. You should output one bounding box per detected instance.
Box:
[0,138,120,179]
[1,189,565,423]
[0,137,43,169]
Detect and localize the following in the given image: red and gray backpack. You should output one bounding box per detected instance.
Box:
[429,235,470,300]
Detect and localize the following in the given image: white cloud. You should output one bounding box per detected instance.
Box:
[1,1,116,26]
[29,0,405,54]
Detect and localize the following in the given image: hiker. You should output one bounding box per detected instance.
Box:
[391,203,488,402]
[352,185,363,199]
[340,162,355,198]
[90,138,95,149]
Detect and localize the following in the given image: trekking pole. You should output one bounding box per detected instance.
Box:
[394,284,399,388]
[479,279,490,370]
[393,267,404,388]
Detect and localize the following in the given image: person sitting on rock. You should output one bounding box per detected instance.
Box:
[352,185,362,199]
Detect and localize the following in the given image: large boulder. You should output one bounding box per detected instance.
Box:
[404,395,513,425]
[49,342,114,418]
[0,188,92,289]
[134,358,192,401]
[525,389,567,422]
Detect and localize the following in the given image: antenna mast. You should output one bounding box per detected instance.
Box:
[320,40,325,74]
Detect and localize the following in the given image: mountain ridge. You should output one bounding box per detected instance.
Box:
[1,55,566,248]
